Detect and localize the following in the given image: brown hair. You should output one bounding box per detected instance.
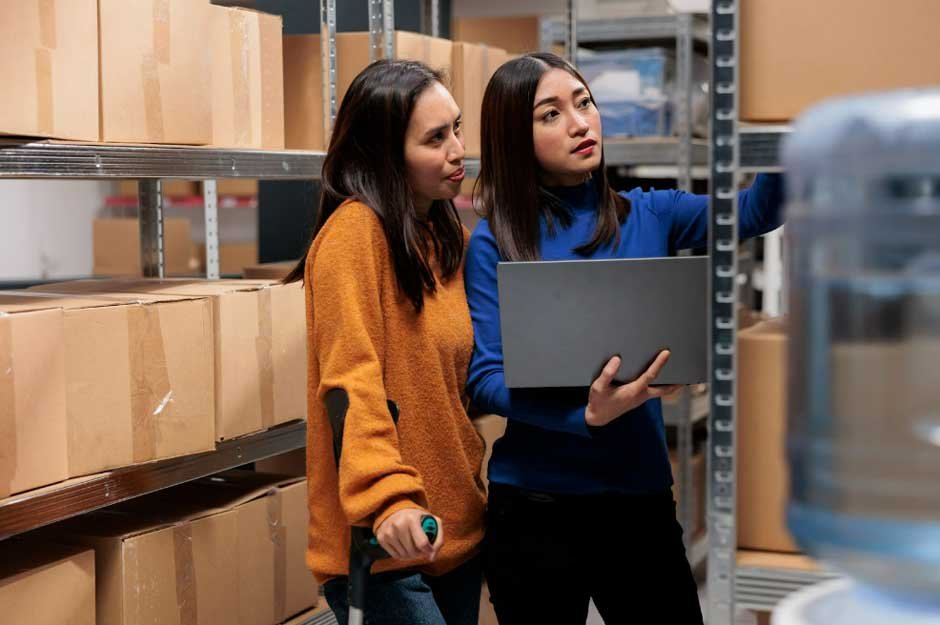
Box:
[284,59,464,313]
[476,51,628,261]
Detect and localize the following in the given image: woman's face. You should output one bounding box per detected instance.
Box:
[404,81,466,216]
[532,68,603,186]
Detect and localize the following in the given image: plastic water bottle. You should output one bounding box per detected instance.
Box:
[783,89,940,606]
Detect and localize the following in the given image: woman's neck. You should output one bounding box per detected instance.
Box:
[539,171,591,187]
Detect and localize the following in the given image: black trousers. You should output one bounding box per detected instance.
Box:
[483,483,704,625]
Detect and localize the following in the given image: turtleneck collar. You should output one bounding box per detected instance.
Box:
[542,177,598,213]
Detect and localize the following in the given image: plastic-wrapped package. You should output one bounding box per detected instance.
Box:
[578,47,708,138]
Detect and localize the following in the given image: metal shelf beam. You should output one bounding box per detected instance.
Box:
[0,141,481,181]
[736,565,840,612]
[605,138,708,167]
[542,14,709,46]
[739,125,790,173]
[0,420,307,540]
[0,141,326,180]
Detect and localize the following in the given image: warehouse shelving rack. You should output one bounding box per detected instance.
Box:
[705,3,834,624]
[542,9,714,567]
[541,12,710,191]
[0,2,456,624]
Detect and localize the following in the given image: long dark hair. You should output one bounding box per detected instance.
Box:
[477,51,628,261]
[284,60,464,313]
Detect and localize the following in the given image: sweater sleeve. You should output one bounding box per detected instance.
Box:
[308,204,428,532]
[654,173,785,251]
[464,223,592,437]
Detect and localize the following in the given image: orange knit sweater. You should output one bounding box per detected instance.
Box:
[304,200,486,582]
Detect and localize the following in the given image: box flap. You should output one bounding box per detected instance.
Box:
[0,291,130,312]
[29,278,264,296]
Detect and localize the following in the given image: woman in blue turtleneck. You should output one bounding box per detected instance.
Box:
[465,52,784,625]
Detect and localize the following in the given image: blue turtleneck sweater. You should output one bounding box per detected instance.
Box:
[464,174,784,495]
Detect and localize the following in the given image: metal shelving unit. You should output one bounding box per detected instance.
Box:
[706,4,829,624]
[541,13,708,189]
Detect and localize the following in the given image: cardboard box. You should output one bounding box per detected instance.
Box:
[829,337,940,517]
[210,7,284,149]
[284,32,453,151]
[93,218,196,277]
[13,289,216,476]
[34,279,306,440]
[244,261,299,280]
[196,242,260,276]
[98,0,212,144]
[218,179,260,196]
[0,298,68,497]
[669,449,705,537]
[0,0,99,141]
[116,180,199,197]
[737,318,799,552]
[255,448,306,477]
[58,471,314,625]
[452,16,541,54]
[740,0,940,121]
[0,541,95,625]
[451,43,508,157]
[173,471,318,624]
[472,414,506,490]
[283,34,327,150]
[56,507,239,625]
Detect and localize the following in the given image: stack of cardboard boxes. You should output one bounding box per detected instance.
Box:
[1,472,321,625]
[283,32,509,156]
[1,0,285,147]
[0,278,306,501]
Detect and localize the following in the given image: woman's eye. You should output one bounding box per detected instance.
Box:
[542,110,559,121]
[578,98,593,109]
[454,119,462,132]
[431,132,445,143]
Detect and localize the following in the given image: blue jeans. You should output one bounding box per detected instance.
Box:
[324,555,482,625]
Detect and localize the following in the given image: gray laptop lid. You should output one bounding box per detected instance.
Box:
[497,256,708,388]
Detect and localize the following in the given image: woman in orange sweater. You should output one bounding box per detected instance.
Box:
[284,60,486,625]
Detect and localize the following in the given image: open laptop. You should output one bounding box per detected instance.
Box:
[497,256,708,388]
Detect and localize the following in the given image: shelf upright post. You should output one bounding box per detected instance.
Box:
[565,0,578,65]
[676,13,694,192]
[203,180,220,279]
[321,0,338,140]
[707,0,741,623]
[138,180,166,278]
[422,0,439,37]
[370,0,395,62]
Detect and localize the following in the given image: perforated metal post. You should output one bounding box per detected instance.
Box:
[370,0,395,62]
[202,180,220,279]
[565,0,578,65]
[676,13,694,192]
[138,180,165,278]
[321,0,337,139]
[677,388,695,554]
[707,1,740,624]
[422,0,439,37]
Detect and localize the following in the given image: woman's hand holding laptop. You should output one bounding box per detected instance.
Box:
[585,350,684,427]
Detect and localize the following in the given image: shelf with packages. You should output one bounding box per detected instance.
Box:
[735,550,842,613]
[541,14,710,46]
[0,420,306,541]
